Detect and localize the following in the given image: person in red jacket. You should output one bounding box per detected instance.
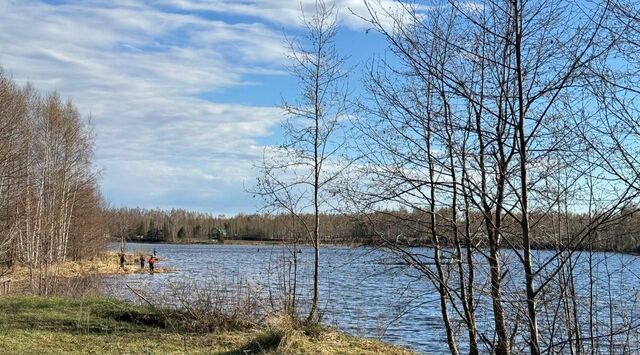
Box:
[148,255,157,274]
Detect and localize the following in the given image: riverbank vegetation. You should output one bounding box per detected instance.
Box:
[2,251,170,296]
[0,296,413,354]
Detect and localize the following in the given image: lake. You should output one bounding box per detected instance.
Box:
[103,242,640,354]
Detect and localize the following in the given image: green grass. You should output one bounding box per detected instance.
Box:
[0,297,414,354]
[0,296,234,354]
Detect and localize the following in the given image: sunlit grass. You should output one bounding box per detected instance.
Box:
[0,297,413,354]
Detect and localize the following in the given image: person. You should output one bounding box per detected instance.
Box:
[148,255,156,274]
[153,247,157,256]
[119,253,126,269]
[139,255,145,269]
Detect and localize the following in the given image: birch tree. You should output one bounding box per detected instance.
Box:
[0,70,104,294]
[256,0,349,323]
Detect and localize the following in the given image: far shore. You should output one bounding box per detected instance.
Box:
[122,238,640,256]
[122,238,371,248]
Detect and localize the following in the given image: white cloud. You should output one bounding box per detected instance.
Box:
[157,0,405,30]
[0,0,288,213]
[0,0,406,213]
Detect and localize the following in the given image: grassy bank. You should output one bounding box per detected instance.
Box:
[0,296,413,354]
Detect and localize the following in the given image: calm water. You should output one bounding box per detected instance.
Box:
[102,242,640,354]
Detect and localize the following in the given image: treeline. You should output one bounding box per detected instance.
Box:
[0,71,104,292]
[105,207,366,244]
[106,206,640,252]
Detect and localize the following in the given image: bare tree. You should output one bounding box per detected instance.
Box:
[348,0,640,353]
[255,0,349,323]
[0,69,104,295]
[0,71,29,277]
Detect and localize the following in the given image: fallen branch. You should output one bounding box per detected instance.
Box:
[125,284,155,307]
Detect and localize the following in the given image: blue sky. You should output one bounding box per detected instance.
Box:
[0,0,394,215]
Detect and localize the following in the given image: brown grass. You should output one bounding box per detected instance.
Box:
[234,315,414,355]
[6,251,173,289]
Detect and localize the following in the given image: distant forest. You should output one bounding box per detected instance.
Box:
[106,206,640,252]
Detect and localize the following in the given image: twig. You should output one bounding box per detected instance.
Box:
[126,283,155,307]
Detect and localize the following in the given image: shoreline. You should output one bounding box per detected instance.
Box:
[124,239,640,255]
[5,251,172,295]
[123,238,369,248]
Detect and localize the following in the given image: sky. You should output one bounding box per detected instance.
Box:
[0,0,392,215]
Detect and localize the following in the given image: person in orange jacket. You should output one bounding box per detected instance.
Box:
[148,255,156,273]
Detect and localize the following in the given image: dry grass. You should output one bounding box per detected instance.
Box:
[13,252,171,278]
[245,315,414,355]
[5,251,173,295]
[0,296,414,355]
